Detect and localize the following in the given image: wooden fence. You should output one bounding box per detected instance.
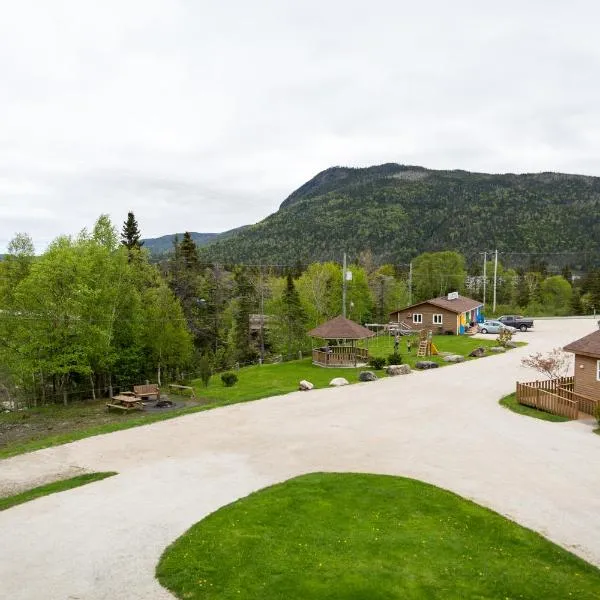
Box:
[516,382,578,419]
[515,376,599,419]
[312,346,369,367]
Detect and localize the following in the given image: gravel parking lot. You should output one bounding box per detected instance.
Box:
[1,317,599,600]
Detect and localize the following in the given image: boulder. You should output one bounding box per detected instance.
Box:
[443,354,465,363]
[386,364,411,376]
[329,377,349,387]
[358,371,377,382]
[415,361,439,369]
[490,346,506,353]
[469,347,486,358]
[504,340,517,348]
[299,380,314,391]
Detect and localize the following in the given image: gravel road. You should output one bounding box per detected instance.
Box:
[1,317,599,599]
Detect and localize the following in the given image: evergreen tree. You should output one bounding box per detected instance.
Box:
[180,232,199,270]
[232,268,257,364]
[121,211,143,257]
[570,288,583,316]
[278,272,308,357]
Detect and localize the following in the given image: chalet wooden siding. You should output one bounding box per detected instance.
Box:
[392,305,459,335]
[573,354,600,399]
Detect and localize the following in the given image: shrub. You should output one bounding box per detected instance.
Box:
[369,356,386,370]
[387,352,402,365]
[497,328,514,347]
[221,372,238,387]
[595,403,600,426]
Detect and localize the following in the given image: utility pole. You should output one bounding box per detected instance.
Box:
[342,252,347,317]
[482,251,487,306]
[408,261,413,305]
[493,249,498,313]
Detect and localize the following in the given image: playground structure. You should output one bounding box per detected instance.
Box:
[416,330,439,358]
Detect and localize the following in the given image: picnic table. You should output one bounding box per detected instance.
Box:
[106,395,144,412]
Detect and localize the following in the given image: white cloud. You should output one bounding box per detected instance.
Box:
[1,0,600,251]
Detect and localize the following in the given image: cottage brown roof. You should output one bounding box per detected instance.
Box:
[390,294,483,317]
[563,329,600,358]
[308,315,376,340]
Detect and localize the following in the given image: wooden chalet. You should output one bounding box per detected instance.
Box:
[564,329,600,403]
[389,293,483,335]
[308,315,375,367]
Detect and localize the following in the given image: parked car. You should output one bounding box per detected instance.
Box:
[477,320,517,334]
[497,315,534,332]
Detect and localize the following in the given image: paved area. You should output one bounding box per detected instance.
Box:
[1,318,599,599]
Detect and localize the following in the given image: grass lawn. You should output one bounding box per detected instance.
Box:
[499,393,570,423]
[0,334,520,459]
[156,473,600,600]
[0,472,117,510]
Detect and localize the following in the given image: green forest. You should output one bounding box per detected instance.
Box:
[194,164,600,265]
[1,211,599,409]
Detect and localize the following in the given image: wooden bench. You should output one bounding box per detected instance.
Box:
[106,403,138,412]
[133,384,160,400]
[168,384,197,399]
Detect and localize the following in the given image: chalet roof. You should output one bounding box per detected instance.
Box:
[390,294,483,316]
[563,329,600,358]
[308,315,375,340]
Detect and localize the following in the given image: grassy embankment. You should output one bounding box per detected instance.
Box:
[157,472,600,600]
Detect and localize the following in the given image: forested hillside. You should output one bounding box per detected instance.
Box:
[199,164,600,266]
[143,232,218,254]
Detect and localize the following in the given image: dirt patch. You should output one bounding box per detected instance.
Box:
[0,397,200,452]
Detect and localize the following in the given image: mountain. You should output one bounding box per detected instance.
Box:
[142,232,219,255]
[197,163,600,266]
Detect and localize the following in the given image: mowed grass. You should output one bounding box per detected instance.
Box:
[0,472,117,511]
[0,334,519,459]
[156,473,600,600]
[499,393,570,423]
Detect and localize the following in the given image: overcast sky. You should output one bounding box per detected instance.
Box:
[1,0,599,252]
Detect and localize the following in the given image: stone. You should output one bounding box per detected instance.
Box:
[490,346,506,353]
[386,364,411,376]
[469,347,486,358]
[329,377,349,387]
[299,380,314,391]
[415,361,439,369]
[504,340,517,348]
[443,354,465,363]
[358,371,377,382]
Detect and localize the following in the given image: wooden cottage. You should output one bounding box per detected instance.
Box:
[389,293,483,335]
[563,329,600,401]
[308,315,375,367]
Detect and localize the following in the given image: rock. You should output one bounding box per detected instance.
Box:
[299,380,314,391]
[415,361,439,369]
[504,340,517,348]
[386,364,411,376]
[490,346,506,353]
[329,377,349,387]
[358,371,377,382]
[469,347,486,358]
[443,354,465,363]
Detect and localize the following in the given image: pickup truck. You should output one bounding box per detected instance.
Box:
[497,315,534,331]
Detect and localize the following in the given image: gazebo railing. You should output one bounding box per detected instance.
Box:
[312,346,369,367]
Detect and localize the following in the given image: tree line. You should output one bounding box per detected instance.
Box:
[1,215,597,408]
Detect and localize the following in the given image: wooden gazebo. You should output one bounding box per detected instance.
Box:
[308,315,375,367]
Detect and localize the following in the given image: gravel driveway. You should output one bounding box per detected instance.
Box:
[1,318,599,599]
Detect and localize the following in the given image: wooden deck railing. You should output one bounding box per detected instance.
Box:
[558,388,598,416]
[516,382,578,419]
[312,346,369,367]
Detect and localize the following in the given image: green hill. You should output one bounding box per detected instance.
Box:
[198,164,600,266]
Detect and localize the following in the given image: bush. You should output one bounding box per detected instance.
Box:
[497,328,514,347]
[595,402,600,426]
[221,372,238,387]
[387,352,402,365]
[369,357,386,370]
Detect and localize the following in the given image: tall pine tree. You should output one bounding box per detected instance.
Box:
[121,211,143,259]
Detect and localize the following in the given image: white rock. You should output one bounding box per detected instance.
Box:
[386,364,411,376]
[299,380,314,391]
[329,377,349,387]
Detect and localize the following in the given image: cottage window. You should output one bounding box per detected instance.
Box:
[433,314,443,325]
[413,313,423,324]
[597,360,600,381]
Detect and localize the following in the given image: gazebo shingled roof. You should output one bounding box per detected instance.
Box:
[308,315,376,340]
